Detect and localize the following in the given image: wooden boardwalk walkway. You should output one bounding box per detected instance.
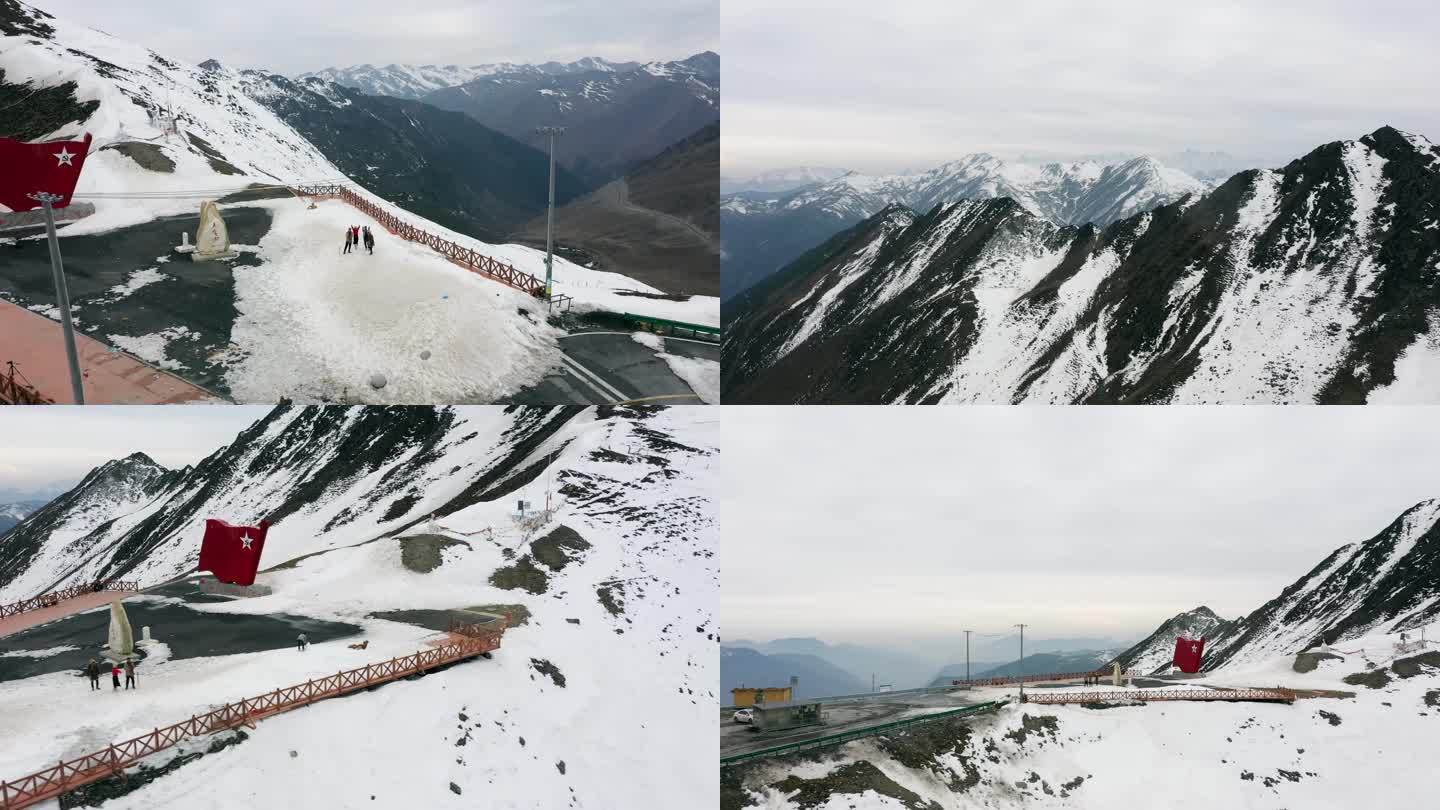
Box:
[0,583,141,640]
[0,299,211,404]
[0,618,505,809]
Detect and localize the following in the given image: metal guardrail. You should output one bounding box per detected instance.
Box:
[0,582,139,620]
[953,669,1109,688]
[0,617,505,809]
[720,700,1007,768]
[1024,688,1296,705]
[292,185,568,307]
[622,313,720,340]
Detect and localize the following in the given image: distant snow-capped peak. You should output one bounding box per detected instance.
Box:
[722,153,1209,228]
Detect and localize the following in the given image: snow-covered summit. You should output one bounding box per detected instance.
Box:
[298,56,642,100]
[723,152,1207,227]
[0,0,344,228]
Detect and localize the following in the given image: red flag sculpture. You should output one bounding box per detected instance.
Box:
[1172,636,1206,673]
[198,519,271,586]
[0,134,93,212]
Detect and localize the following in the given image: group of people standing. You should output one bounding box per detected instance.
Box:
[85,657,136,691]
[343,224,375,255]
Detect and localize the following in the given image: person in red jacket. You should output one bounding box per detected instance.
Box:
[110,663,121,691]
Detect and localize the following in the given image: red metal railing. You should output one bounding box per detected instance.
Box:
[292,184,569,307]
[0,362,52,405]
[1024,687,1297,705]
[0,617,505,809]
[953,669,1108,688]
[0,582,140,620]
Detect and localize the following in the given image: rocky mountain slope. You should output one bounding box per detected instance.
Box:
[1112,498,1440,674]
[0,404,718,805]
[720,154,1207,300]
[423,52,719,185]
[723,126,1440,404]
[1111,606,1230,675]
[299,57,636,101]
[0,0,340,228]
[0,452,175,599]
[237,68,589,241]
[512,122,720,296]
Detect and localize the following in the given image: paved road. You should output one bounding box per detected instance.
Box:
[506,331,719,405]
[0,580,360,683]
[720,689,985,759]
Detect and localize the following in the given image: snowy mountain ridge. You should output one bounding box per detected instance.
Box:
[297,56,638,100]
[718,153,1206,300]
[0,451,175,599]
[0,405,718,806]
[723,154,1206,224]
[1113,498,1440,675]
[723,126,1440,404]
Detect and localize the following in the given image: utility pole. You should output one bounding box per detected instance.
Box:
[535,126,566,311]
[29,191,84,403]
[964,630,972,684]
[1016,623,1028,701]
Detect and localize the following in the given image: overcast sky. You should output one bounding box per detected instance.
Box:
[723,407,1440,647]
[35,0,717,75]
[0,407,268,498]
[722,0,1440,176]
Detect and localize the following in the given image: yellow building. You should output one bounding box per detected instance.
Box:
[731,686,793,707]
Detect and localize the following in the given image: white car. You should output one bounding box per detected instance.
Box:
[732,709,754,724]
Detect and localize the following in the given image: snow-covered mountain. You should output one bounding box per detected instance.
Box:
[0,498,51,533]
[720,166,852,195]
[0,405,717,805]
[726,499,1440,809]
[1112,606,1230,675]
[720,154,1207,299]
[234,67,589,240]
[422,52,720,184]
[0,452,175,599]
[299,57,638,101]
[1112,499,1440,675]
[723,126,1440,404]
[0,0,342,229]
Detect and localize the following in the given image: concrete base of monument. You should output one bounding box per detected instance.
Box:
[196,576,274,598]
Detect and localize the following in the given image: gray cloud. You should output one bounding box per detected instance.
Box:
[722,407,1440,647]
[722,0,1440,176]
[36,0,717,74]
[0,407,269,496]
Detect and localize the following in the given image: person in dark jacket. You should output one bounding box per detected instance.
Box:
[124,658,136,690]
[85,658,100,690]
[110,663,121,691]
[363,226,374,254]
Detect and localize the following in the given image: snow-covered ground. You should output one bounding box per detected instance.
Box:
[734,625,1439,809]
[224,198,562,404]
[0,407,718,807]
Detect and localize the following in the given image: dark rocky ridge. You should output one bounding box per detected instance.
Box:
[723,127,1440,404]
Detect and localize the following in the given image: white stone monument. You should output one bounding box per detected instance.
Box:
[1112,662,1122,687]
[191,199,238,262]
[107,600,135,661]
